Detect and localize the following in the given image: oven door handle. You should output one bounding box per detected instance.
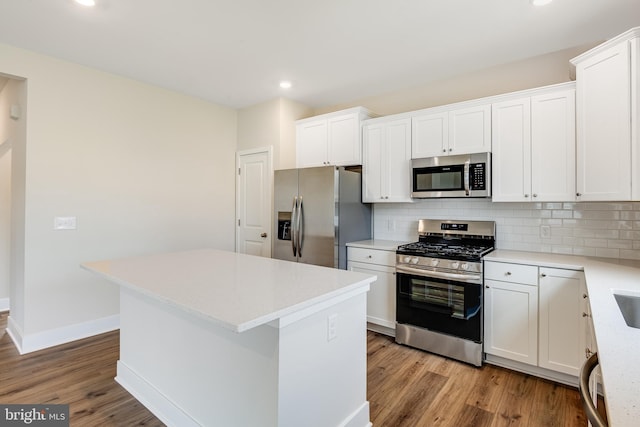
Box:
[396,265,481,284]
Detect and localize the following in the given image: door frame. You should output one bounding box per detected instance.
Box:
[235,146,273,256]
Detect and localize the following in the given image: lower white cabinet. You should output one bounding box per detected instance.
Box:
[347,246,396,335]
[484,262,539,365]
[538,267,585,376]
[484,260,586,380]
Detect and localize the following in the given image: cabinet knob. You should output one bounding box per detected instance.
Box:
[524,194,529,198]
[505,271,512,276]
[533,194,538,198]
[485,285,490,288]
[367,255,372,258]
[442,149,446,153]
[576,192,582,197]
[449,148,453,152]
[540,273,546,278]
[583,293,588,299]
[582,312,590,318]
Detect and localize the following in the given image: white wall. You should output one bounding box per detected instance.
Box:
[0,43,238,351]
[314,43,596,117]
[237,97,311,170]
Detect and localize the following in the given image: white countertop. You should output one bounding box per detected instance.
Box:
[82,248,376,333]
[346,239,410,251]
[485,250,640,426]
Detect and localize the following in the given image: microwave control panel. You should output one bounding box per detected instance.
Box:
[469,163,486,190]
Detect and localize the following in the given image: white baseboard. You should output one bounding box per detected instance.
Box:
[116,361,200,427]
[7,314,120,355]
[0,297,8,312]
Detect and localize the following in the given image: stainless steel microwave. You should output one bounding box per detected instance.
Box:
[411,152,491,198]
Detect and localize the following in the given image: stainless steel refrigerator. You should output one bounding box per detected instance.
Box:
[273,166,372,269]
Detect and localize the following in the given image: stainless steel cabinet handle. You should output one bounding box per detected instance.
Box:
[579,353,607,427]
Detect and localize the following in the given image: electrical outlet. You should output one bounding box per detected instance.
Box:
[327,314,338,341]
[54,216,77,230]
[540,225,551,238]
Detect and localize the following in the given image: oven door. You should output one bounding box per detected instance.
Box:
[396,270,482,342]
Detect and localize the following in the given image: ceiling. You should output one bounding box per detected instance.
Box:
[0,0,638,110]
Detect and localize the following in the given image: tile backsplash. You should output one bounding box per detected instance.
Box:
[373,200,640,260]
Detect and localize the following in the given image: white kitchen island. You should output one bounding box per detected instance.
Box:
[81,248,376,427]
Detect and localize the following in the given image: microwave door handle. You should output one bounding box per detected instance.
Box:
[291,196,297,257]
[464,161,470,196]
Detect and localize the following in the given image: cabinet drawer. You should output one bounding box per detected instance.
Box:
[347,247,396,267]
[484,261,538,285]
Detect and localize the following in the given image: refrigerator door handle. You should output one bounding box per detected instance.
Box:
[291,196,298,257]
[297,196,304,256]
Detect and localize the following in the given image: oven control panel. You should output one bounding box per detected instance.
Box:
[396,255,482,274]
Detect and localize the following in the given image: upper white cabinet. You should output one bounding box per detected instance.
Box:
[296,107,374,168]
[571,27,640,201]
[362,116,412,203]
[412,103,491,158]
[492,84,576,202]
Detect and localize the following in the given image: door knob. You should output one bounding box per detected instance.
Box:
[261,232,268,238]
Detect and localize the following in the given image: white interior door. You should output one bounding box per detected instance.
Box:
[236,148,272,257]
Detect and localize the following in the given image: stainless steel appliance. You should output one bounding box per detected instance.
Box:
[411,152,491,198]
[395,219,495,366]
[273,166,372,269]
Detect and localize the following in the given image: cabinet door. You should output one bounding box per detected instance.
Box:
[328,113,361,166]
[362,123,384,202]
[531,89,576,202]
[538,268,584,376]
[384,118,412,202]
[576,41,631,200]
[412,111,448,158]
[491,98,531,202]
[348,261,396,331]
[296,120,328,168]
[484,279,538,365]
[449,104,492,155]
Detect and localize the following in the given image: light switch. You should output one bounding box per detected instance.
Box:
[54,216,77,230]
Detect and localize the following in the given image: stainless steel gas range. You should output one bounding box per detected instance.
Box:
[395,219,496,366]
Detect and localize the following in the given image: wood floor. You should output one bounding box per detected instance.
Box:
[0,311,599,426]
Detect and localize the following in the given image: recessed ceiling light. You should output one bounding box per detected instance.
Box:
[279,81,292,89]
[75,0,96,7]
[531,0,553,5]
